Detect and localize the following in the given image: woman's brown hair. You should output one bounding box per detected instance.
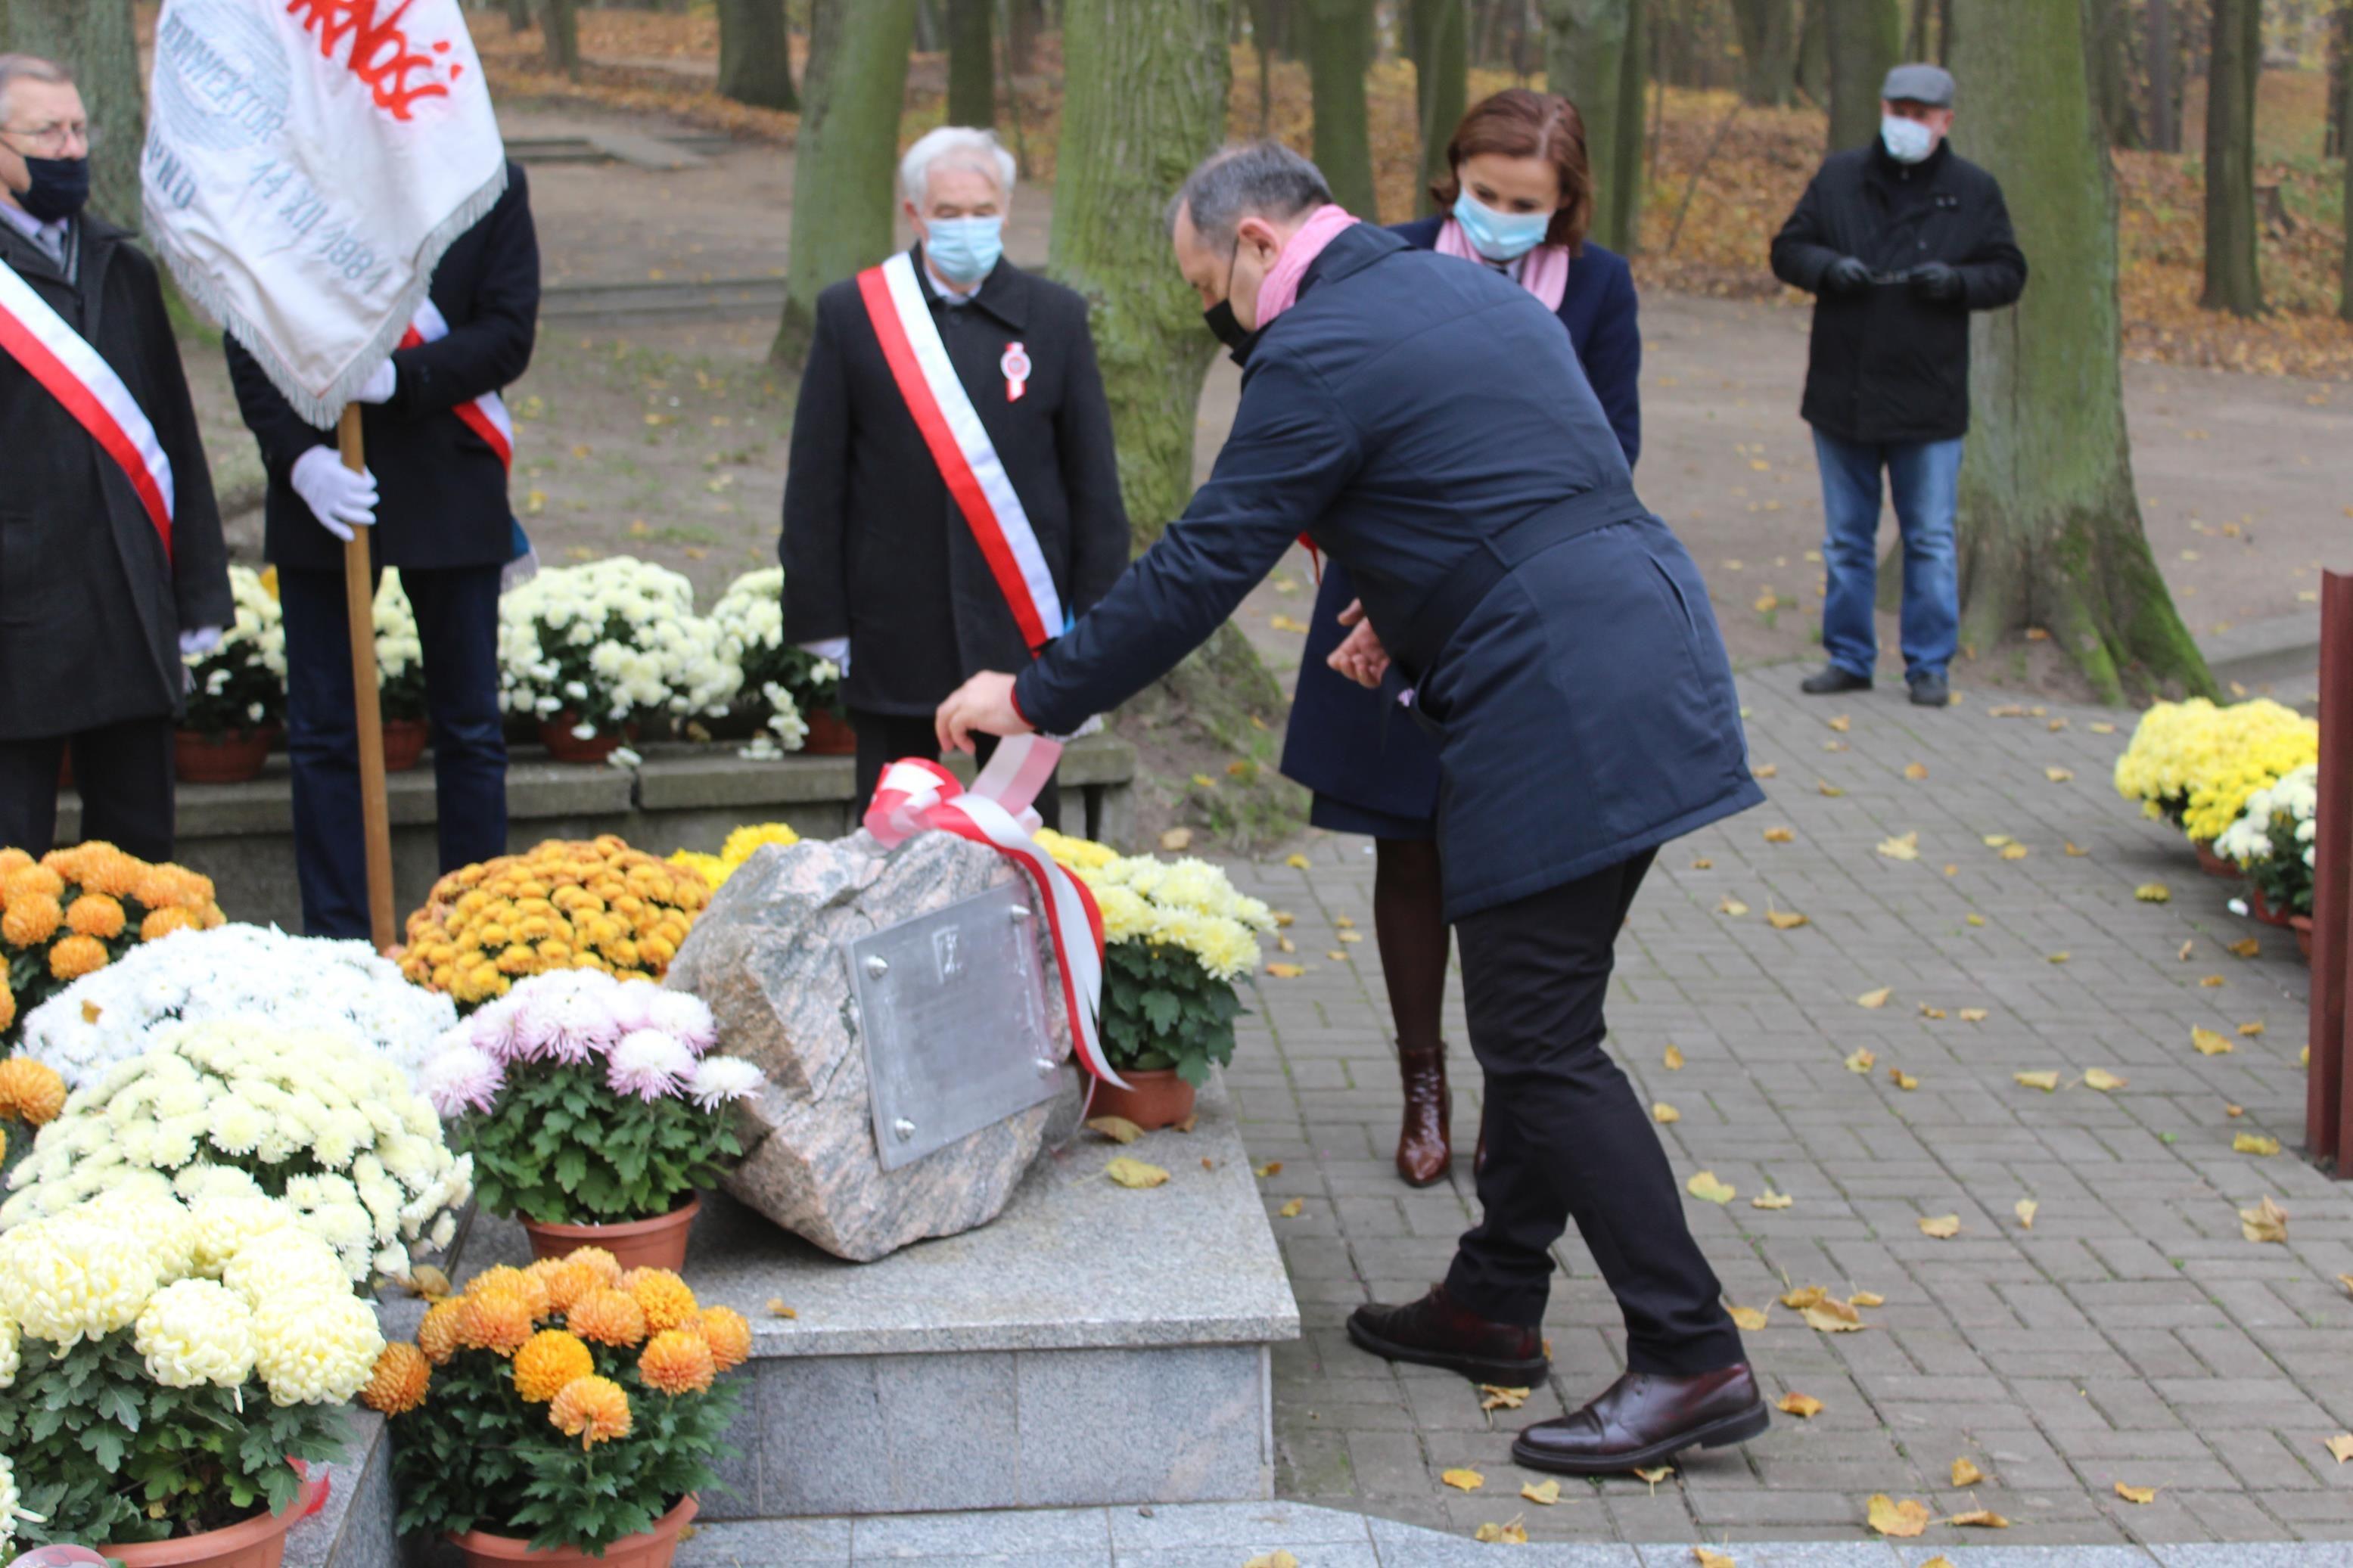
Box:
[1428,87,1593,253]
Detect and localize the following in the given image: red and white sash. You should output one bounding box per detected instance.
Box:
[399,298,514,469]
[864,735,1119,1088]
[856,251,1065,653]
[0,260,175,558]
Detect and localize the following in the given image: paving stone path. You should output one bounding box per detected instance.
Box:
[1217,675,2349,1553]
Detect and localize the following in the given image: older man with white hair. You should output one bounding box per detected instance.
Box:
[780,125,1127,821]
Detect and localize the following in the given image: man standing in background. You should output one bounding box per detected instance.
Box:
[0,54,229,860]
[1770,64,2026,709]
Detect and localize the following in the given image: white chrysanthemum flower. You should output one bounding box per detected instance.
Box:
[607,1029,696,1102]
[0,1312,20,1388]
[222,1225,353,1304]
[253,1292,383,1406]
[687,1055,764,1112]
[135,1278,258,1388]
[645,991,717,1056]
[0,1217,161,1343]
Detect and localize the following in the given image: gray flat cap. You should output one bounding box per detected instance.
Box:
[1882,63,1954,105]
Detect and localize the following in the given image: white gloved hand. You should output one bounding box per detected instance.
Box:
[290,446,380,542]
[353,359,397,405]
[178,626,222,658]
[798,638,850,676]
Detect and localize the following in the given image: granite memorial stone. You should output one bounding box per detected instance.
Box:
[665,830,1080,1262]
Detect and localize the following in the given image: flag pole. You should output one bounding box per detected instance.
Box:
[337,405,396,952]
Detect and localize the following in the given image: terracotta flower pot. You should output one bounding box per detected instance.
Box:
[101,1472,322,1568]
[537,713,638,765]
[2293,914,2314,964]
[175,726,277,785]
[2192,838,2239,879]
[521,1196,700,1271]
[802,709,856,756]
[1089,1067,1197,1132]
[381,718,430,773]
[2248,886,2295,929]
[449,1495,698,1568]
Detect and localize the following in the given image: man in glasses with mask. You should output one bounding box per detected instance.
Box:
[0,54,230,862]
[1771,64,2027,709]
[937,141,1772,1476]
[779,124,1127,821]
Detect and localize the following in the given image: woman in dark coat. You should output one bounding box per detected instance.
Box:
[1280,88,1643,1188]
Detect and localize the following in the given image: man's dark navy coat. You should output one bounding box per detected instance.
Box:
[1014,224,1761,918]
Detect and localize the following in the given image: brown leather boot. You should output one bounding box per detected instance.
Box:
[1512,1365,1770,1475]
[1396,1042,1450,1187]
[1347,1284,1549,1385]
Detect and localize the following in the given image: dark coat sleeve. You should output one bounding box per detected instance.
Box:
[390,168,540,418]
[1052,298,1130,616]
[131,257,231,632]
[1955,174,2028,312]
[223,334,332,484]
[1581,257,1643,470]
[779,291,854,645]
[1770,170,1843,293]
[1014,353,1360,734]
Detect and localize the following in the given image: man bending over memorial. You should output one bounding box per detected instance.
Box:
[934,142,1771,1476]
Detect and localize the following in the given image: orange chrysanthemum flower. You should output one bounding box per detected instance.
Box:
[624,1268,698,1334]
[465,1265,552,1321]
[360,1342,432,1416]
[2,893,62,947]
[548,1375,632,1448]
[47,934,107,981]
[139,906,196,942]
[0,849,30,878]
[636,1329,716,1397]
[4,864,63,903]
[564,1287,648,1348]
[65,893,124,940]
[455,1290,536,1358]
[695,1306,751,1373]
[0,981,14,1037]
[530,1258,605,1316]
[0,1058,67,1127]
[511,1329,596,1403]
[564,1247,623,1287]
[417,1299,467,1365]
[68,845,138,898]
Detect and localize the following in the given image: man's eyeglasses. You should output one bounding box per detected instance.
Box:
[0,122,98,155]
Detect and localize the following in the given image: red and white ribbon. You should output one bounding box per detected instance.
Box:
[863,735,1119,1088]
[399,298,514,469]
[857,250,1065,653]
[0,259,174,558]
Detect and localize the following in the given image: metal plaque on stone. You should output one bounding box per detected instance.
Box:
[843,882,1065,1171]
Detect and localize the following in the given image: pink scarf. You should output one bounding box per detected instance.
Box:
[1434,219,1571,312]
[1253,204,1362,327]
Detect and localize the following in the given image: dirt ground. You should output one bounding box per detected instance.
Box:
[178,103,2353,703]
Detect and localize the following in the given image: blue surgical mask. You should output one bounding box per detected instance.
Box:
[1880,115,1936,164]
[925,216,1004,286]
[1451,191,1552,263]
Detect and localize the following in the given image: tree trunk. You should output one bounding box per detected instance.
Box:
[2146,0,2178,151]
[2200,0,2263,316]
[1904,0,1928,60]
[1413,0,1469,209]
[540,0,582,76]
[948,0,995,125]
[1947,0,2211,701]
[505,0,533,34]
[2324,2,2348,160]
[2342,6,2353,321]
[1305,0,1378,216]
[2085,0,2142,148]
[716,0,800,110]
[5,0,141,230]
[1730,0,1795,107]
[1005,0,1042,73]
[1795,0,1828,105]
[770,0,918,363]
[1824,0,1898,152]
[1540,0,1642,250]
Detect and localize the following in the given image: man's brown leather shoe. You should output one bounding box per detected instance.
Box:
[1396,1042,1451,1187]
[1347,1285,1547,1386]
[1512,1365,1769,1475]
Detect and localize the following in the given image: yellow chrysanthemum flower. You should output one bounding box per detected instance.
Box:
[465,1265,552,1321]
[455,1289,536,1358]
[637,1327,716,1396]
[417,1298,468,1365]
[623,1268,698,1333]
[549,1374,633,1447]
[65,893,125,939]
[0,981,13,1036]
[511,1328,596,1402]
[0,1217,160,1343]
[527,1257,605,1316]
[134,1278,257,1389]
[253,1292,385,1406]
[47,934,108,981]
[696,1306,751,1373]
[362,1340,433,1415]
[564,1287,648,1348]
[2,893,62,947]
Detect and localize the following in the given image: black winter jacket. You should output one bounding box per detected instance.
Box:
[1770,138,2027,444]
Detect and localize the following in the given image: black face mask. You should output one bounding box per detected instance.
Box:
[17,154,89,223]
[1201,238,1263,366]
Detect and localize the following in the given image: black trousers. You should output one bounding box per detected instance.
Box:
[281,564,508,939]
[0,717,176,863]
[1444,849,1746,1376]
[850,709,1060,831]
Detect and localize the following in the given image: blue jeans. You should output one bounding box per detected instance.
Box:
[1812,430,1963,685]
[279,564,508,939]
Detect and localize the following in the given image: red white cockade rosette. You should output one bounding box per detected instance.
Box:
[862,735,1124,1090]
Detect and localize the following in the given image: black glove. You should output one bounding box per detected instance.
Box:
[1910,261,1963,303]
[1822,256,1872,295]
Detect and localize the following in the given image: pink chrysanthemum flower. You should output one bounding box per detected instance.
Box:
[467,995,527,1063]
[605,1029,695,1102]
[421,1042,505,1116]
[608,978,663,1035]
[645,991,717,1057]
[515,976,622,1065]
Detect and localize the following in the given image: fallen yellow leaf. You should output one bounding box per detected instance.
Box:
[2047,951,2071,964]
[1718,896,1751,917]
[2047,766,2075,783]
[2193,1026,2233,1056]
[1728,1304,1769,1331]
[2115,1482,2159,1504]
[1158,827,1194,852]
[1876,834,1921,861]
[1845,1048,1878,1073]
[1752,762,1779,779]
[1752,1190,1794,1210]
[766,1299,797,1318]
[2200,974,2227,988]
[1521,1478,1561,1504]
[1086,1115,1145,1144]
[2325,1434,2353,1465]
[1982,834,2013,847]
[2001,843,2030,861]
[1277,1197,1304,1218]
[2082,1067,2127,1091]
[1105,1157,1169,1189]
[1480,1384,1529,1411]
[2234,1133,2281,1157]
[2240,1195,2289,1243]
[1254,1160,1283,1177]
[1652,1102,1681,1123]
[1857,986,1892,1009]
[2014,1070,2060,1091]
[1694,1549,1736,1568]
[1778,1392,1823,1418]
[1691,857,1714,868]
[1950,1458,1985,1487]
[2227,937,2262,959]
[1958,1008,1989,1023]
[1664,1044,1686,1070]
[1904,761,1930,781]
[2136,883,2171,903]
[1826,714,1851,731]
[1269,613,1308,632]
[1264,962,1305,979]
[2065,841,2090,857]
[1922,1559,1957,1568]
[2227,1104,2245,1117]
[2090,721,2116,733]
[1780,1285,1825,1309]
[1918,1004,1947,1020]
[1966,914,1986,927]
[1918,1214,1962,1239]
[1441,1467,1484,1492]
[1867,1493,1930,1538]
[2015,1198,2041,1231]
[1243,1553,1299,1568]
[1818,780,1845,797]
[1272,910,1295,927]
[1947,1508,2010,1528]
[1765,907,1809,930]
[1633,1466,1674,1484]
[1764,826,1795,843]
[1472,1517,1528,1545]
[2239,1020,2266,1036]
[1283,853,1310,869]
[1890,1068,1920,1090]
[1801,1302,1865,1334]
[1686,1171,1736,1204]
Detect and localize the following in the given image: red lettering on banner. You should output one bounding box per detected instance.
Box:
[284,0,452,120]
